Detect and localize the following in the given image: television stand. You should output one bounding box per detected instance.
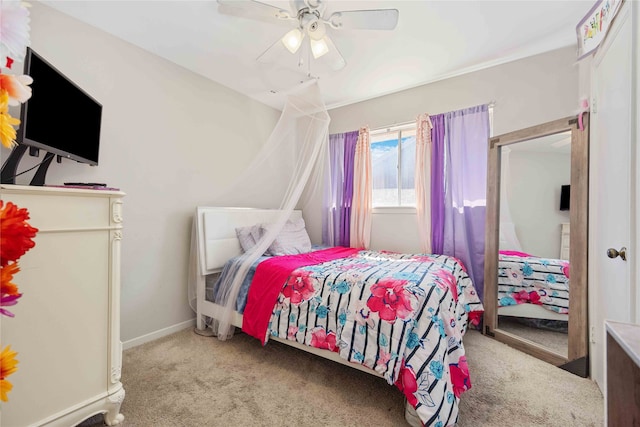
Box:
[29,152,56,186]
[0,144,59,185]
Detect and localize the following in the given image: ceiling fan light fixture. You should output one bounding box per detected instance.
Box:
[282,28,304,53]
[310,36,329,58]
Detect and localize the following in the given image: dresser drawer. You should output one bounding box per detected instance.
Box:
[1,186,122,231]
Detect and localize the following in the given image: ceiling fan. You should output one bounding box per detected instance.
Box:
[217,0,399,71]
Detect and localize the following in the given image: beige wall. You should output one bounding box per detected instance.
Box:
[506,151,571,259]
[329,47,578,136]
[0,3,280,343]
[305,47,579,252]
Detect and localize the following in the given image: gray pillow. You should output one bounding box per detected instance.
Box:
[264,217,312,256]
[235,225,259,253]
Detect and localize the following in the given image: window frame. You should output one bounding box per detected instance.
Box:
[370,123,417,208]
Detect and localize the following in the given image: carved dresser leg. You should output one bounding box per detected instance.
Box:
[104,387,125,426]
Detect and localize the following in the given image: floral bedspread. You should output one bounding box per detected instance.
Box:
[261,250,483,427]
[497,254,569,314]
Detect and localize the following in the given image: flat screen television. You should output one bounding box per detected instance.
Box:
[18,48,102,165]
[560,185,570,211]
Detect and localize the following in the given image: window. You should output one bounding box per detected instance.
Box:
[370,126,416,207]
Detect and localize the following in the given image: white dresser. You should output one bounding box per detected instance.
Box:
[0,185,125,426]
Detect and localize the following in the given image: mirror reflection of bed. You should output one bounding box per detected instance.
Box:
[496,132,571,357]
[497,252,570,356]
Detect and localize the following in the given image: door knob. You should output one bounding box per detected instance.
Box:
[607,247,627,261]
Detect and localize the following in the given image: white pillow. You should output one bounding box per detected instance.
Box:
[263,217,312,256]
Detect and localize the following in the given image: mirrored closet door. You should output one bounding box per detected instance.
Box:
[483,115,589,377]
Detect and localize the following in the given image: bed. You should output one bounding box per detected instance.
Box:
[192,207,484,427]
[497,251,569,321]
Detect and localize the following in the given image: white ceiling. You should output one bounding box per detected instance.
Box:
[42,0,593,110]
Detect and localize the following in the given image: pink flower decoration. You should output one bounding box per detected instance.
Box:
[282,271,316,305]
[449,356,471,398]
[0,292,22,317]
[367,279,414,322]
[310,327,337,352]
[435,269,458,302]
[395,361,418,407]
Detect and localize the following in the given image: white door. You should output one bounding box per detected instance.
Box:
[589,2,634,391]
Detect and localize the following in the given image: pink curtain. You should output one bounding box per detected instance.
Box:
[350,127,372,248]
[415,113,433,253]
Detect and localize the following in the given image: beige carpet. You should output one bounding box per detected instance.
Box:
[82,328,603,427]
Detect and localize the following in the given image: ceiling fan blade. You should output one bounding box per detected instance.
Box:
[322,35,346,71]
[327,9,399,30]
[217,0,294,25]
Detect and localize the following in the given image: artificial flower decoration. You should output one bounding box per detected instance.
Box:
[0,90,20,148]
[0,0,32,148]
[0,345,19,402]
[0,73,33,105]
[1,262,21,296]
[0,200,37,401]
[0,1,31,67]
[0,200,39,267]
[1,262,22,317]
[0,0,33,404]
[0,291,22,318]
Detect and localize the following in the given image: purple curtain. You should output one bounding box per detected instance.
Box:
[322,134,344,245]
[322,130,358,247]
[340,132,358,246]
[442,105,489,302]
[430,114,445,254]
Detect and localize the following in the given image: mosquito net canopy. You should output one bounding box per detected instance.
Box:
[188,80,330,339]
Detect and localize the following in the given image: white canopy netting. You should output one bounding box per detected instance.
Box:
[188,80,330,339]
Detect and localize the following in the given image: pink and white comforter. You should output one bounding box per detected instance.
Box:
[242,248,484,427]
[498,252,570,315]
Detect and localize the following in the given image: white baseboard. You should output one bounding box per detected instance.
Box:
[123,318,196,350]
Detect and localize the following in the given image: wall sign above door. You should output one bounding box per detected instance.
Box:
[576,0,623,60]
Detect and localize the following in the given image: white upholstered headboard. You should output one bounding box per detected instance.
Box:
[195,207,302,276]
